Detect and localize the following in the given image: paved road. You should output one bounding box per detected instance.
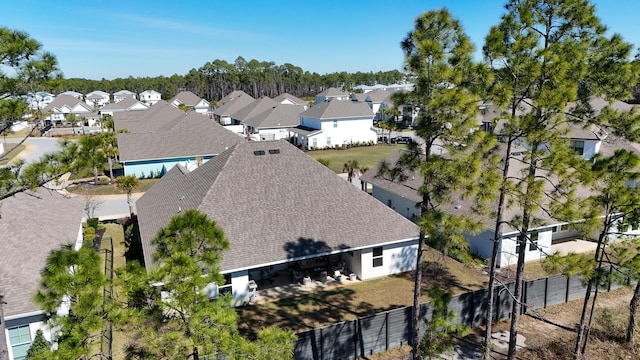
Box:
[5,137,62,164]
[84,193,143,220]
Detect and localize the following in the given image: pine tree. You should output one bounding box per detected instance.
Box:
[380,9,496,359]
[482,1,639,358]
[25,329,51,359]
[118,209,296,359]
[419,285,468,359]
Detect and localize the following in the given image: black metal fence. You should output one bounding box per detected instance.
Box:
[293,273,626,359]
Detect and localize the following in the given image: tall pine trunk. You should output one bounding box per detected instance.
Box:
[484,137,513,358]
[626,281,640,344]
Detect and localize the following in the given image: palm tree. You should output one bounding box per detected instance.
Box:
[115,175,139,215]
[342,160,362,183]
[66,113,77,134]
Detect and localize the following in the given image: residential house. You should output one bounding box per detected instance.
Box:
[139,90,162,105]
[273,93,308,107]
[116,111,243,177]
[135,140,419,306]
[351,93,368,102]
[364,89,394,120]
[41,95,94,125]
[114,100,184,134]
[84,91,110,109]
[0,191,85,360]
[212,90,255,125]
[99,96,149,117]
[59,91,83,100]
[230,96,279,132]
[170,91,210,114]
[25,91,55,111]
[291,100,377,149]
[315,87,350,104]
[113,90,137,102]
[353,83,414,93]
[242,103,306,141]
[361,101,640,268]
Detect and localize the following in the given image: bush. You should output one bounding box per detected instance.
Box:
[317,158,331,167]
[86,217,100,230]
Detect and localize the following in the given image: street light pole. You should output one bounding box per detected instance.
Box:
[0,292,9,360]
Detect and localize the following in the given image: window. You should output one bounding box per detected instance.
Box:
[372,247,383,267]
[8,325,32,360]
[552,226,558,233]
[529,232,539,251]
[560,224,570,231]
[312,138,317,147]
[333,120,338,128]
[326,137,331,146]
[569,140,585,155]
[515,237,522,254]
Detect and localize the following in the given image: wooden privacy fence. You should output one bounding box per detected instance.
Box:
[294,271,627,360]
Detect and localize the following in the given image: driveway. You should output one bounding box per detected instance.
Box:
[4,137,62,164]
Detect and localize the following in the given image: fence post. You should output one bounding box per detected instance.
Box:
[320,327,323,360]
[385,312,389,351]
[354,320,358,360]
[544,277,549,309]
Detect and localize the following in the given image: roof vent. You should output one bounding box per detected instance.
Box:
[454,204,462,210]
[253,150,265,156]
[268,149,280,154]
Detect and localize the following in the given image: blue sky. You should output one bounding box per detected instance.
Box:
[2,0,638,80]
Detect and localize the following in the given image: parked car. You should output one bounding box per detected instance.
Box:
[390,135,413,144]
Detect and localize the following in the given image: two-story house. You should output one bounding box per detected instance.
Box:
[292,100,377,150]
[139,90,162,105]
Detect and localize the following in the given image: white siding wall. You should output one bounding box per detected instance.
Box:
[499,230,552,268]
[308,118,377,147]
[370,186,420,220]
[358,240,418,281]
[582,139,600,159]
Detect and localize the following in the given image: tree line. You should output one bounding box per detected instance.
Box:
[44,58,407,102]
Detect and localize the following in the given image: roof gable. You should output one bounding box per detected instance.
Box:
[317,87,348,97]
[273,93,307,106]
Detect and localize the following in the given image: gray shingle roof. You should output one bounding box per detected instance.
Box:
[366,89,393,104]
[317,87,348,97]
[42,95,92,112]
[213,92,255,117]
[114,100,184,133]
[117,112,243,162]
[136,140,419,272]
[170,91,204,106]
[273,93,307,106]
[243,104,305,129]
[0,190,85,317]
[100,96,146,111]
[301,99,373,119]
[219,90,250,103]
[231,97,279,122]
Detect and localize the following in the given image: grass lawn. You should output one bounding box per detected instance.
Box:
[307,144,406,173]
[0,143,25,165]
[67,178,158,196]
[237,247,489,338]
